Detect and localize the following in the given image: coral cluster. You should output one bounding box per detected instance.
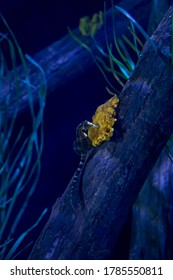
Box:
[79,11,103,37]
[88,95,119,147]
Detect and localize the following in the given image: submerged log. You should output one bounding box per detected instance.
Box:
[0,0,152,115]
[129,149,173,260]
[29,6,173,259]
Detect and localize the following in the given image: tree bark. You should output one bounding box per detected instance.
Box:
[29,6,173,259]
[0,0,152,115]
[129,149,173,260]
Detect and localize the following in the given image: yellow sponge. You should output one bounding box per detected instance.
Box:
[88,95,119,147]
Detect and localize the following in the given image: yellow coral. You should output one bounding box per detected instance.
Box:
[79,16,91,36]
[79,11,103,37]
[88,95,119,147]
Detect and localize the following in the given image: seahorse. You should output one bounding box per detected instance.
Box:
[70,120,97,206]
[70,95,119,207]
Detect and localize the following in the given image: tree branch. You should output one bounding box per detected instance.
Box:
[29,5,173,259]
[129,149,173,259]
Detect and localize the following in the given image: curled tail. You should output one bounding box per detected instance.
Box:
[71,153,87,189]
[70,120,97,207]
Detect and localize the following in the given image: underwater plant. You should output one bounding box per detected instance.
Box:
[0,16,47,259]
[69,1,145,94]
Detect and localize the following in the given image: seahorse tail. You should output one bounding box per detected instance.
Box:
[71,154,86,188]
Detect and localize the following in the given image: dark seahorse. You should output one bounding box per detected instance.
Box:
[70,120,97,207]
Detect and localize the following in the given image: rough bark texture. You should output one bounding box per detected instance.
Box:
[129,149,173,260]
[0,0,152,115]
[29,6,173,259]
